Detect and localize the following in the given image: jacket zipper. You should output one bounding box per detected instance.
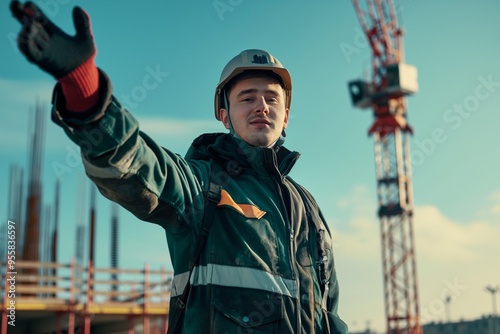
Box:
[263,148,302,333]
[280,181,302,333]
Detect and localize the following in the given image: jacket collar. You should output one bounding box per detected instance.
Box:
[185,133,300,178]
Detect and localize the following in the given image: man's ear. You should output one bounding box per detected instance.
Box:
[220,108,230,129]
[283,108,290,129]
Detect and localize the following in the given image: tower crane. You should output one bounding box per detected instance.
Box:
[347,1,422,333]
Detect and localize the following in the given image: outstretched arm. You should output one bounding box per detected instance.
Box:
[10,1,208,231]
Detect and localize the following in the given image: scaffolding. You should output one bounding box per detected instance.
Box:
[1,100,176,333]
[0,259,172,334]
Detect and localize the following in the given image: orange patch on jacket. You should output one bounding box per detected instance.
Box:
[217,189,266,219]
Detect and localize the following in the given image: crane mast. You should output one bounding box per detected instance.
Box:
[348,1,422,333]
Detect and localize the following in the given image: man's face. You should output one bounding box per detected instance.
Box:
[220,77,289,147]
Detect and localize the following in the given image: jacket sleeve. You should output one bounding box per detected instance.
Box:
[50,70,208,229]
[324,217,349,334]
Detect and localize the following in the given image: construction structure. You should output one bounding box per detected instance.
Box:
[1,259,172,334]
[347,1,421,333]
[1,101,172,334]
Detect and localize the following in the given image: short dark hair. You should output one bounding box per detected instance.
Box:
[224,70,284,97]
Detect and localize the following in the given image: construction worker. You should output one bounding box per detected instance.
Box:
[10,2,348,333]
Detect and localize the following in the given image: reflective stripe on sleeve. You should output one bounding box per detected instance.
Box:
[171,271,190,297]
[81,141,139,179]
[171,264,297,298]
[82,156,129,179]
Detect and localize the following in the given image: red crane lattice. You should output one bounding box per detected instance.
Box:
[348,1,422,333]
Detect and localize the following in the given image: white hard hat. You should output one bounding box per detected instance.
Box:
[214,49,292,120]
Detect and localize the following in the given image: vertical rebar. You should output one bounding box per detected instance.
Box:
[89,184,96,302]
[22,101,45,263]
[111,202,119,299]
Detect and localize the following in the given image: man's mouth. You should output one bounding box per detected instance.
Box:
[250,118,271,125]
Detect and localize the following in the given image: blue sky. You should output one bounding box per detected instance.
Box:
[1,0,500,332]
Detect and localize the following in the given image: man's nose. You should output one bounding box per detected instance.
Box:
[255,96,270,114]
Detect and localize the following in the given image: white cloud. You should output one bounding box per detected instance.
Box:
[0,78,53,107]
[138,116,223,138]
[488,191,500,215]
[0,78,54,152]
[491,205,500,214]
[414,205,497,263]
[137,116,226,153]
[331,186,500,332]
[44,116,224,157]
[490,191,500,202]
[330,184,379,258]
[414,202,500,325]
[0,77,226,154]
[336,184,373,211]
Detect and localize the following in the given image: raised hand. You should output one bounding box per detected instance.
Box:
[10,1,96,79]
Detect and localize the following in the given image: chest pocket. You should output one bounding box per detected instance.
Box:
[212,286,284,333]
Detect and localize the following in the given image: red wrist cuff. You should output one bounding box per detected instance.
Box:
[58,55,100,112]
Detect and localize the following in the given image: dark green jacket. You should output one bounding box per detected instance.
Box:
[51,71,348,334]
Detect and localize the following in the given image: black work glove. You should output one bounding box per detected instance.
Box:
[10,1,96,79]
